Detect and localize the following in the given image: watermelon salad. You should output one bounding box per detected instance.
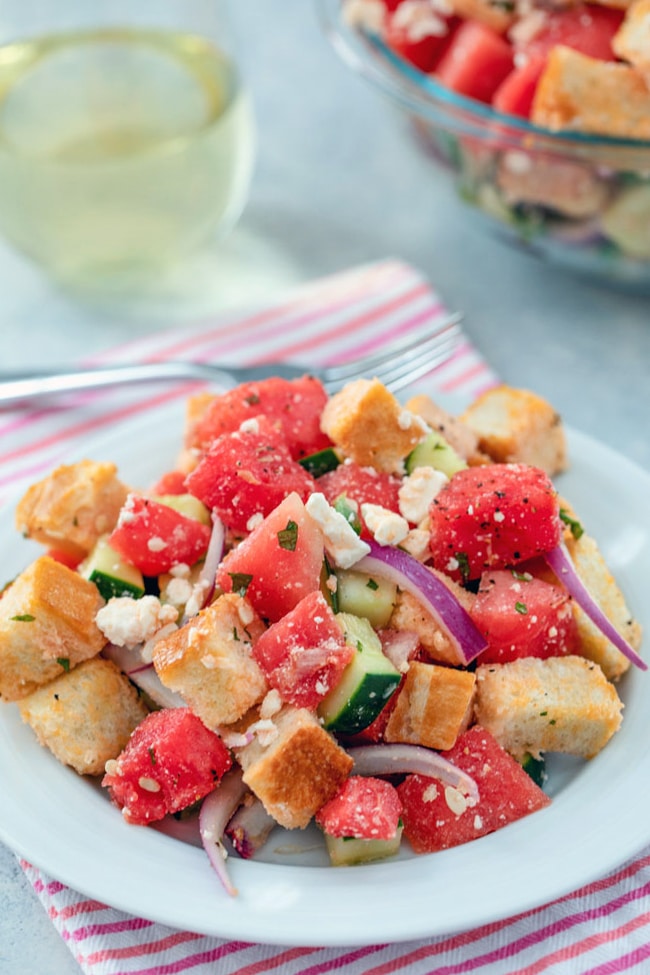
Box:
[2,375,644,894]
[339,0,650,275]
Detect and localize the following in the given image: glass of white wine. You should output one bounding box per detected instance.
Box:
[0,0,255,289]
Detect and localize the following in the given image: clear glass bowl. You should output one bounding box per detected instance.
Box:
[317,0,650,291]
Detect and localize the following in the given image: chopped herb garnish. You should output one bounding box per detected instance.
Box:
[515,601,528,614]
[244,393,260,405]
[455,551,471,583]
[277,519,299,551]
[233,626,240,641]
[512,570,532,581]
[229,572,253,596]
[57,657,70,672]
[366,578,379,591]
[148,747,157,766]
[11,613,35,622]
[559,508,584,540]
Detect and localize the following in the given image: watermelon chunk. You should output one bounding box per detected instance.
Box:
[428,463,561,583]
[102,708,232,825]
[252,590,354,708]
[189,376,332,460]
[186,416,316,533]
[435,21,514,103]
[471,569,579,663]
[216,492,325,622]
[318,462,402,537]
[108,495,211,576]
[397,725,550,853]
[316,775,403,840]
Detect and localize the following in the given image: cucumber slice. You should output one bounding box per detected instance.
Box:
[324,825,403,866]
[333,495,362,535]
[335,569,397,628]
[80,536,145,600]
[299,447,341,477]
[405,429,467,478]
[153,493,211,525]
[519,752,547,788]
[319,613,400,735]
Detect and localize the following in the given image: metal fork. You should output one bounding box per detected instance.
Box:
[0,312,462,406]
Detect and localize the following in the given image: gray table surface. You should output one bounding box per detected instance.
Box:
[1,0,649,972]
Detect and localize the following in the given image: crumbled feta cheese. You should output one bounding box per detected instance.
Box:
[96,595,178,649]
[147,536,167,552]
[392,0,452,42]
[444,785,468,816]
[361,503,409,546]
[400,528,430,561]
[160,576,194,608]
[239,418,260,434]
[305,492,370,569]
[116,493,137,526]
[398,466,448,524]
[422,783,439,802]
[246,512,264,532]
[259,688,282,719]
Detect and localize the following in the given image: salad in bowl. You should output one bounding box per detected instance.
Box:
[0,374,643,896]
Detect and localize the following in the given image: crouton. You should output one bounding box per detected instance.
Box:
[531,46,650,139]
[18,657,148,776]
[320,378,427,474]
[388,571,475,666]
[0,556,106,701]
[152,594,268,727]
[612,0,650,72]
[474,655,623,759]
[461,384,567,475]
[405,393,487,465]
[564,531,642,681]
[495,152,611,220]
[448,0,514,33]
[384,661,476,750]
[234,705,353,829]
[15,460,129,559]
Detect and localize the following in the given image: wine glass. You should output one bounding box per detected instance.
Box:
[0,0,255,289]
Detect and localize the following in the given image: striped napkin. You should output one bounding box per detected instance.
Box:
[3,259,649,975]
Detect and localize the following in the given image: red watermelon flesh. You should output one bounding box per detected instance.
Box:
[397,725,550,853]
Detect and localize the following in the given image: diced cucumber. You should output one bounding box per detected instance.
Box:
[299,447,341,477]
[319,613,400,735]
[153,493,211,525]
[333,495,362,535]
[335,569,397,628]
[323,825,403,866]
[320,558,339,614]
[80,536,145,600]
[519,752,547,788]
[405,429,467,478]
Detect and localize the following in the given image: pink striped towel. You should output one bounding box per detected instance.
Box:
[2,260,649,975]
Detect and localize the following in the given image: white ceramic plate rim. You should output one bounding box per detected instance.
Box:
[0,404,649,947]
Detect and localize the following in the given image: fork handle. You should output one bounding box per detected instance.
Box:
[0,362,236,406]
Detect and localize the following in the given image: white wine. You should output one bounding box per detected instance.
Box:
[0,28,255,284]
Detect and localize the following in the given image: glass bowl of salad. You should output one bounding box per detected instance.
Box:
[317,0,650,291]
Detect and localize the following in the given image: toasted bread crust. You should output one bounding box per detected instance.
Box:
[0,556,106,701]
[385,661,476,750]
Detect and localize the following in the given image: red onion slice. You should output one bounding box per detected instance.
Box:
[102,644,185,709]
[544,542,646,671]
[348,743,479,802]
[199,768,249,897]
[356,540,487,664]
[225,797,276,859]
[198,512,225,606]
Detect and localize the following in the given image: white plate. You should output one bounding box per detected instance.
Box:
[0,408,649,947]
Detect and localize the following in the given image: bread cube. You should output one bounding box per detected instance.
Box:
[405,394,486,465]
[15,460,129,558]
[461,384,567,475]
[388,571,475,666]
[320,378,427,473]
[613,0,650,73]
[18,657,148,776]
[152,594,268,726]
[496,153,611,220]
[531,46,650,140]
[564,531,642,681]
[235,706,353,828]
[448,0,514,33]
[0,556,106,701]
[385,661,476,750]
[474,655,623,759]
